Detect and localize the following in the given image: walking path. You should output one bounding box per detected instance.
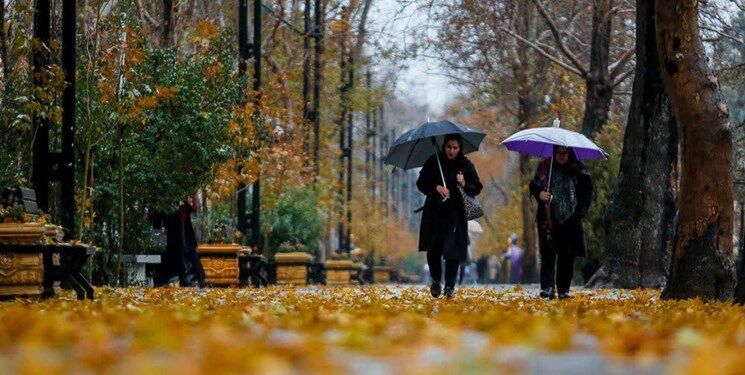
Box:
[0,285,740,374]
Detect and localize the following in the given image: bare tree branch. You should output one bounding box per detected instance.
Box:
[530,0,588,77]
[609,47,634,80]
[135,0,160,30]
[716,61,745,83]
[499,26,584,77]
[611,67,634,88]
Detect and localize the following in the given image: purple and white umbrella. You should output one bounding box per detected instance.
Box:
[501,119,605,194]
[501,119,607,160]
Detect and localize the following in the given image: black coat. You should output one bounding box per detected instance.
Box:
[416,153,483,261]
[152,204,205,285]
[529,159,593,257]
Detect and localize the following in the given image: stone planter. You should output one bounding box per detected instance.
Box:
[198,243,241,286]
[0,223,45,298]
[0,249,43,298]
[0,223,46,245]
[373,266,392,284]
[275,252,313,285]
[325,260,359,286]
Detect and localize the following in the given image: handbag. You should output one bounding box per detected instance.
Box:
[457,185,483,220]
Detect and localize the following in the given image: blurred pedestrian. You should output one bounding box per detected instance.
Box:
[503,234,524,283]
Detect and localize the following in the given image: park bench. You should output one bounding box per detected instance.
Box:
[239,250,268,287]
[122,254,162,286]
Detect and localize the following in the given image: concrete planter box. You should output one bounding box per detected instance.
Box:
[275,252,313,285]
[373,266,392,284]
[325,260,359,285]
[0,223,46,298]
[198,244,241,286]
[0,223,45,245]
[0,249,43,298]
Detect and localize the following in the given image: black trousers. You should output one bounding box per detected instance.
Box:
[427,249,460,288]
[539,231,575,293]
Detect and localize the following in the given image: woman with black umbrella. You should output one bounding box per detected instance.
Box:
[416,134,483,298]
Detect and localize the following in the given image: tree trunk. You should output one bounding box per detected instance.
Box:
[657,0,735,301]
[161,0,173,47]
[581,0,613,138]
[515,0,539,282]
[735,202,745,302]
[0,0,8,90]
[587,0,677,289]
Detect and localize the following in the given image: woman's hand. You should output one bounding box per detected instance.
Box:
[456,172,465,187]
[539,191,551,202]
[436,185,450,200]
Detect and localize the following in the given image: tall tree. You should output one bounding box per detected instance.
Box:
[587,0,677,289]
[656,0,736,300]
[162,0,174,47]
[517,0,635,138]
[513,0,541,281]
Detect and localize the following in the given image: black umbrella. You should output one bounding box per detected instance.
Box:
[384,120,486,189]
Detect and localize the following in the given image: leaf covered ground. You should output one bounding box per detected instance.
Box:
[0,286,743,374]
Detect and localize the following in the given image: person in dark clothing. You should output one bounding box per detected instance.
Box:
[417,134,483,298]
[153,197,206,287]
[529,146,592,300]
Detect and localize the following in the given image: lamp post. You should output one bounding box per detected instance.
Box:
[250,0,263,248]
[237,0,250,239]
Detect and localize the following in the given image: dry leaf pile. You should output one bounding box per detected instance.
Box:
[0,286,743,374]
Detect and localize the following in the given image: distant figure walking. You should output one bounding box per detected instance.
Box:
[417,134,483,298]
[504,234,524,283]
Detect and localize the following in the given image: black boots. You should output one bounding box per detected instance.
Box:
[539,287,556,300]
[430,282,442,298]
[540,287,572,300]
[443,285,455,298]
[431,282,455,298]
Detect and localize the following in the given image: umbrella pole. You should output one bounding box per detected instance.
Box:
[547,156,554,193]
[431,138,447,188]
[432,138,448,202]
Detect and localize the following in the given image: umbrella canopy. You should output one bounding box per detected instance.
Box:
[501,124,606,160]
[384,120,486,170]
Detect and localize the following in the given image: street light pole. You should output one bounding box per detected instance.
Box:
[251,0,262,248]
[312,0,324,178]
[32,0,50,212]
[302,0,311,156]
[336,7,349,252]
[345,63,353,252]
[237,0,249,239]
[60,0,76,238]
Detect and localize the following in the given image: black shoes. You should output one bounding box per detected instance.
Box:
[444,285,455,298]
[539,287,571,300]
[430,282,442,298]
[539,287,556,300]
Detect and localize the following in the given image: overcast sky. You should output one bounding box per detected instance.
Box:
[367,0,461,116]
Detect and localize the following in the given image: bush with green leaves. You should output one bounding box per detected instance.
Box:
[262,186,325,258]
[81,33,244,284]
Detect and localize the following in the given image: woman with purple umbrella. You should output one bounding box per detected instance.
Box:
[502,119,602,299]
[529,145,593,299]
